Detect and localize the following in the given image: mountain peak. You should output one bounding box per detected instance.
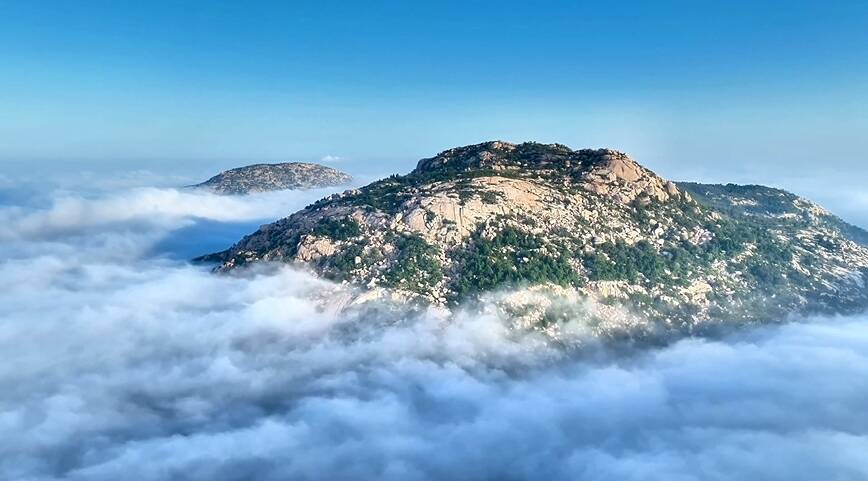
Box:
[415,141,607,174]
[193,162,351,195]
[199,141,868,338]
[412,141,677,204]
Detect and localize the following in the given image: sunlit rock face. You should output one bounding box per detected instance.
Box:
[201,141,868,338]
[193,162,352,195]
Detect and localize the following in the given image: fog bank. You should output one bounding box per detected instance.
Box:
[2,183,867,481]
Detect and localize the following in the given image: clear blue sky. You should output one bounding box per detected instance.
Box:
[1,1,867,223]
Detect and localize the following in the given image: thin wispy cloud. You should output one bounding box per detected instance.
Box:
[320,155,343,163]
[0,186,343,242]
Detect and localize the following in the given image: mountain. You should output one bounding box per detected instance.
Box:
[199,141,868,337]
[192,162,352,194]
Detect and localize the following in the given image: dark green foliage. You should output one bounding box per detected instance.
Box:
[746,260,785,286]
[631,200,651,224]
[383,234,443,293]
[341,174,415,213]
[814,234,839,251]
[458,189,475,203]
[679,182,801,218]
[330,145,597,214]
[337,167,527,214]
[451,180,503,205]
[584,240,666,283]
[740,247,806,290]
[755,236,793,263]
[680,182,868,247]
[497,142,578,171]
[328,244,364,280]
[829,219,868,247]
[312,217,361,241]
[706,219,758,255]
[800,253,818,269]
[451,226,581,300]
[702,217,794,264]
[480,191,500,204]
[667,198,705,230]
[661,245,696,279]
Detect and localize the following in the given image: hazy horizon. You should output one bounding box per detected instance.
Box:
[3,145,866,230]
[3,2,868,480]
[4,2,868,226]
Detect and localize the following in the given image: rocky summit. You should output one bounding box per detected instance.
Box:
[199,141,868,340]
[192,162,351,194]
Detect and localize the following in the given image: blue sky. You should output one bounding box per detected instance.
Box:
[1,1,867,223]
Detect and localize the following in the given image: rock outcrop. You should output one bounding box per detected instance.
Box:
[192,162,351,195]
[199,141,868,340]
[413,141,683,204]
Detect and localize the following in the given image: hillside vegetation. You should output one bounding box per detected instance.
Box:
[200,142,868,338]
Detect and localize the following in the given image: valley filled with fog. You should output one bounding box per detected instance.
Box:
[2,178,868,481]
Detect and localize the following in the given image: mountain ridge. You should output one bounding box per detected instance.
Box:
[192,161,351,195]
[199,141,868,339]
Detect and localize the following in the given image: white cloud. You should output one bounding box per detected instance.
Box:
[320,155,343,163]
[0,186,342,242]
[2,181,868,480]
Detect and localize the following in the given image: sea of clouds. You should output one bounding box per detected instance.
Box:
[2,177,868,481]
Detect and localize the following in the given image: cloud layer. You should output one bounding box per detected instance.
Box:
[0,186,342,241]
[2,183,868,481]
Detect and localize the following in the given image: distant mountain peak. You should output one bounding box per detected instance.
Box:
[193,162,351,195]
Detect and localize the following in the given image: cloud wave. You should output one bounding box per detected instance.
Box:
[1,182,868,481]
[0,186,343,241]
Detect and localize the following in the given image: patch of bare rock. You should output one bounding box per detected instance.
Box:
[198,141,868,342]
